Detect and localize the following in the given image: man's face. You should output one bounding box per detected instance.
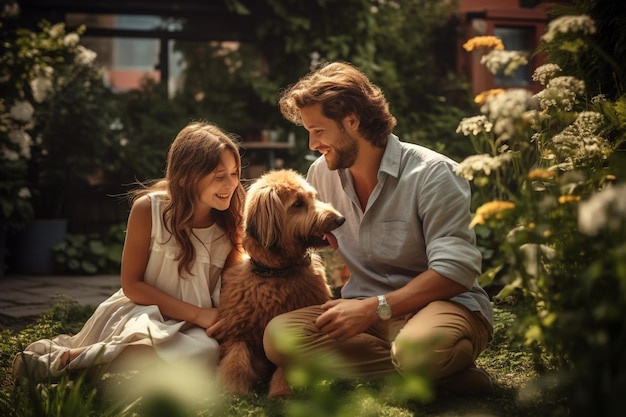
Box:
[300,103,358,170]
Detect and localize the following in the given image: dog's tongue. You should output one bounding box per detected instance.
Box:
[324,232,339,250]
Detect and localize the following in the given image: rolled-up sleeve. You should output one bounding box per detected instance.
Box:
[418,161,482,288]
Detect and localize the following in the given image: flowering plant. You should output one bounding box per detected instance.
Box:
[458,12,626,412]
[1,2,116,224]
[0,1,35,232]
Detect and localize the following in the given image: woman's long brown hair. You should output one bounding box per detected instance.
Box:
[131,121,245,277]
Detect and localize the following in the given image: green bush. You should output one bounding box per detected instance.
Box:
[456,5,626,416]
[53,223,125,275]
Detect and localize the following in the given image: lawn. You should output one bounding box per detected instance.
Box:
[0,295,567,417]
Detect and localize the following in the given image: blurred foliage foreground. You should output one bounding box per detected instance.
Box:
[0,297,564,417]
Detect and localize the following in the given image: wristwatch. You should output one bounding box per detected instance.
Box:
[376,295,392,321]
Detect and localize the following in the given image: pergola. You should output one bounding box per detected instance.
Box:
[18,0,256,91]
[17,0,547,91]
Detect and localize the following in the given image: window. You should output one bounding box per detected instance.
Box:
[494,26,533,87]
[113,16,161,70]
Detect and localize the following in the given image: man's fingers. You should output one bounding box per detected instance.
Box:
[206,318,224,337]
[320,299,340,310]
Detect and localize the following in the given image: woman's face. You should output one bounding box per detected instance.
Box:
[196,150,239,212]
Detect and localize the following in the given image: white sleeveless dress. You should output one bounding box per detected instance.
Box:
[22,191,231,373]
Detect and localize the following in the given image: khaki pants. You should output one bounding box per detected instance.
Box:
[263,300,492,381]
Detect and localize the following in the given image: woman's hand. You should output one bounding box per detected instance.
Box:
[194,307,219,330]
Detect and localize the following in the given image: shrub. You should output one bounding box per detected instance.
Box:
[53,223,125,275]
[457,9,626,417]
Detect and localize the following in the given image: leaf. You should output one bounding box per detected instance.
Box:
[494,276,522,300]
[224,0,250,15]
[106,244,123,263]
[88,240,106,255]
[81,260,98,275]
[478,264,503,287]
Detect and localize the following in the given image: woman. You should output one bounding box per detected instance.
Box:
[13,121,245,381]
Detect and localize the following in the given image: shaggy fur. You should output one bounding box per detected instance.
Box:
[214,169,345,397]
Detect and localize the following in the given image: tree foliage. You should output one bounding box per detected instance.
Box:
[174,0,473,165]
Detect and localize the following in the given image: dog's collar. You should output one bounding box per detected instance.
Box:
[249,253,312,278]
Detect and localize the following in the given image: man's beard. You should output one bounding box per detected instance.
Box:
[327,129,358,170]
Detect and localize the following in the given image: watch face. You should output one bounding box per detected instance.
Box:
[377,304,392,320]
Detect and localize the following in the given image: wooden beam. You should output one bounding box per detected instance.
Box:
[19,0,235,18]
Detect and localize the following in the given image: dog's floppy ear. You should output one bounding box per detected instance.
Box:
[245,187,284,250]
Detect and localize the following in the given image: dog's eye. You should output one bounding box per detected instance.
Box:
[292,199,305,208]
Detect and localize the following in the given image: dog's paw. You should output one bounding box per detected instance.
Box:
[267,367,293,399]
[268,385,293,399]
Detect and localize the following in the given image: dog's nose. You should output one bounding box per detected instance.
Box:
[335,217,346,226]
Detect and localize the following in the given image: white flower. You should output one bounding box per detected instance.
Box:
[19,132,32,158]
[63,33,80,47]
[591,94,607,104]
[481,89,534,121]
[110,118,123,130]
[18,187,31,199]
[542,15,596,43]
[30,74,54,103]
[456,115,493,136]
[523,110,549,130]
[74,45,97,66]
[532,63,562,85]
[551,126,611,163]
[455,153,513,180]
[1,146,19,161]
[47,22,65,38]
[534,76,585,111]
[480,50,529,76]
[578,184,626,236]
[573,111,603,134]
[9,100,34,123]
[480,89,535,140]
[309,51,325,71]
[7,129,33,158]
[549,76,585,95]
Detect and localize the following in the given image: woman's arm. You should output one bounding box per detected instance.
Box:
[120,195,217,329]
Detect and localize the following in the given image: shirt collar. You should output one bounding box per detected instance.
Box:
[337,134,401,183]
[379,134,402,179]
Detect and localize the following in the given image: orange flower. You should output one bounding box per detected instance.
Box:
[474,88,506,105]
[463,36,505,52]
[470,200,515,228]
[558,195,581,204]
[528,169,557,181]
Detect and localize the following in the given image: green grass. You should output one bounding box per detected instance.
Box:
[0,296,568,417]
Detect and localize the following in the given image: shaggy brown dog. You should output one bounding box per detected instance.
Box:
[212,169,345,398]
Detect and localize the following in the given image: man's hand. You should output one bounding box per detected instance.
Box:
[315,298,378,342]
[206,318,225,340]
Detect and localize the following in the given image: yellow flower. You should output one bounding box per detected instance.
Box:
[470,200,515,228]
[528,169,557,181]
[474,89,506,105]
[462,36,505,52]
[558,195,581,204]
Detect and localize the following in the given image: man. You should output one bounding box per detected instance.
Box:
[263,62,493,395]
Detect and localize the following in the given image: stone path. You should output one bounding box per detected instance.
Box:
[0,274,120,321]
